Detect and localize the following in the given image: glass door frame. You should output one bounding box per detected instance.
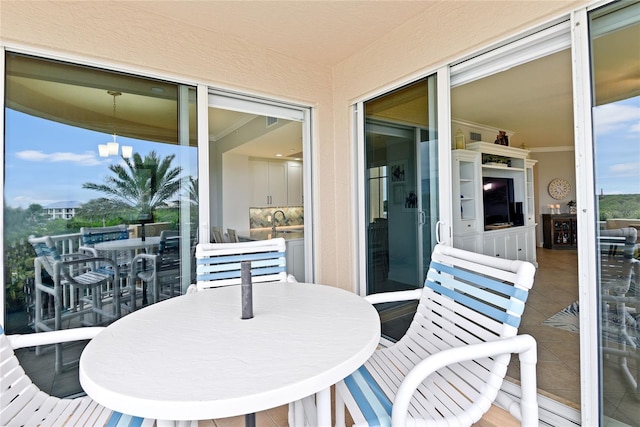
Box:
[197,87,314,282]
[355,66,453,297]
[354,4,621,423]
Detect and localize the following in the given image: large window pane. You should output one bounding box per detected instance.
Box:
[363,75,439,340]
[590,2,640,424]
[3,53,197,396]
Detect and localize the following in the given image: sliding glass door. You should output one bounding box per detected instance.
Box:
[3,52,197,395]
[589,2,640,424]
[361,75,439,338]
[206,91,312,282]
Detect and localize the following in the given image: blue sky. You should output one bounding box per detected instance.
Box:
[4,95,639,209]
[592,96,640,195]
[4,109,197,209]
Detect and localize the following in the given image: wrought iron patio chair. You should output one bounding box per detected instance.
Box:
[28,235,121,372]
[599,227,640,400]
[0,325,154,426]
[190,238,296,292]
[335,243,539,427]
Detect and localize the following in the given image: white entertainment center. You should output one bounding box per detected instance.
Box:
[452,141,538,266]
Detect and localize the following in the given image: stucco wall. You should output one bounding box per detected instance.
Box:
[0,0,337,284]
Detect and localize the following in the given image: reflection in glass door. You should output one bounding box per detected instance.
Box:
[207,93,309,281]
[363,75,439,339]
[589,2,640,424]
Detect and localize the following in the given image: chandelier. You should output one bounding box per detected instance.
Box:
[98,90,132,159]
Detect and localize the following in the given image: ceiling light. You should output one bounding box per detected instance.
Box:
[99,90,132,159]
[121,145,133,159]
[98,144,109,157]
[107,140,119,156]
[275,153,283,157]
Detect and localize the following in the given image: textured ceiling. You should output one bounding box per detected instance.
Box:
[119,0,439,67]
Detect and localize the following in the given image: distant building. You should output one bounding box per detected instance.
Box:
[44,201,82,220]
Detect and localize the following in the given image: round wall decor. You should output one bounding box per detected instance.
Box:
[548,178,571,200]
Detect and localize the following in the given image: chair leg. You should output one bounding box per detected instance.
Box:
[335,389,346,427]
[54,284,63,373]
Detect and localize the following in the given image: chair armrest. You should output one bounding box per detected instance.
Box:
[391,334,538,427]
[78,245,98,257]
[57,257,119,285]
[130,253,158,275]
[365,289,422,305]
[6,327,106,350]
[60,252,94,261]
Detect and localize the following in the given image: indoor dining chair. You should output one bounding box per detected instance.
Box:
[211,226,226,244]
[335,243,539,427]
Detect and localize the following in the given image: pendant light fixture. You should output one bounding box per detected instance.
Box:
[99,90,132,158]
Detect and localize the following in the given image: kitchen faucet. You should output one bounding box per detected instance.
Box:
[272,210,287,232]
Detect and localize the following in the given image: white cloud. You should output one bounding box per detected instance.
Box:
[15,150,104,166]
[610,162,640,175]
[593,103,640,136]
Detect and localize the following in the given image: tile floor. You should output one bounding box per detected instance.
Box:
[506,247,582,407]
[506,247,639,427]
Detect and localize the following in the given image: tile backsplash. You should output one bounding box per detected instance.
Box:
[249,206,304,228]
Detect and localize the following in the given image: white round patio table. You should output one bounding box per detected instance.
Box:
[93,236,161,252]
[79,282,380,426]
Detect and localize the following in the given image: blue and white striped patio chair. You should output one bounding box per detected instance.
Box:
[79,224,131,275]
[335,243,539,427]
[190,237,297,292]
[28,235,120,373]
[130,230,184,307]
[599,227,640,400]
[0,325,155,426]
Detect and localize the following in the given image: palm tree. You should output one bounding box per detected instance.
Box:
[83,151,182,216]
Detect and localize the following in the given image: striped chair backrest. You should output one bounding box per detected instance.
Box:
[195,238,287,290]
[80,224,129,245]
[413,244,535,352]
[599,227,637,293]
[27,235,62,278]
[157,230,181,272]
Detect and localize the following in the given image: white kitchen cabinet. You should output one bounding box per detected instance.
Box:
[250,159,287,206]
[285,238,305,281]
[287,162,303,206]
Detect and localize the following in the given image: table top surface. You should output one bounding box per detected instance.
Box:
[79,282,380,421]
[93,236,161,251]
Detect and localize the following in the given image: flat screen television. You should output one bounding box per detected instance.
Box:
[482,177,520,228]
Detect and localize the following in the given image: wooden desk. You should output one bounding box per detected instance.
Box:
[79,282,380,426]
